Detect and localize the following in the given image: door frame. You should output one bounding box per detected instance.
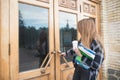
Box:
[0,0,10,80]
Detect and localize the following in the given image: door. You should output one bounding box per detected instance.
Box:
[54,0,80,80]
[55,11,77,80]
[10,0,55,80]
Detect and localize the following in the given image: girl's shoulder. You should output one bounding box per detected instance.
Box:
[91,39,105,60]
[90,39,102,52]
[91,39,100,47]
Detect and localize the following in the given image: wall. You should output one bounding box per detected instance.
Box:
[101,0,120,80]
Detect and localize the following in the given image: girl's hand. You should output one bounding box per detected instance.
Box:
[73,48,82,57]
[60,52,66,57]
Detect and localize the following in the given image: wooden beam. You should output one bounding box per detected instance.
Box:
[0,0,1,78]
[0,0,10,80]
[9,0,19,80]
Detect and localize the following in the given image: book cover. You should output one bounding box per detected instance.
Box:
[78,44,95,60]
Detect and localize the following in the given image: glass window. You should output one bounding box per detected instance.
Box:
[59,11,77,63]
[19,3,49,72]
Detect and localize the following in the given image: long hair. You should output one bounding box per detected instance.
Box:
[77,18,104,50]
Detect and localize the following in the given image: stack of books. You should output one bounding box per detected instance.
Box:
[75,43,96,69]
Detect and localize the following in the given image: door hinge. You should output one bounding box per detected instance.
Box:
[9,43,11,56]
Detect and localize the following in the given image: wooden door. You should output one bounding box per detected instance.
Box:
[10,0,55,80]
[54,0,80,80]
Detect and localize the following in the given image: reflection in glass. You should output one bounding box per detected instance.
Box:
[59,12,77,63]
[19,3,49,72]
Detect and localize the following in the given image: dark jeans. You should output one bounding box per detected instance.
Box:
[73,64,90,80]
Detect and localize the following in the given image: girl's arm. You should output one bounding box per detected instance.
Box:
[61,48,82,57]
[61,48,74,56]
[90,42,104,70]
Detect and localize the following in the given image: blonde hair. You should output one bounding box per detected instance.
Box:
[78,18,104,49]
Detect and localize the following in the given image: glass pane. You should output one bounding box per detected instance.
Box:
[59,11,77,64]
[19,3,49,72]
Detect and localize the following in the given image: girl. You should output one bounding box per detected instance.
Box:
[61,18,104,80]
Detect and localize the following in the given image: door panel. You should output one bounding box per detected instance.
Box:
[55,11,77,80]
[21,72,50,80]
[29,76,49,80]
[18,1,54,79]
[19,3,49,72]
[59,11,77,63]
[19,68,51,79]
[60,62,74,80]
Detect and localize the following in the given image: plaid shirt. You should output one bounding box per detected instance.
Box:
[88,39,104,80]
[66,40,104,80]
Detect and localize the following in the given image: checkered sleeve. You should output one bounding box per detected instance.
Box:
[90,40,104,70]
[66,48,75,56]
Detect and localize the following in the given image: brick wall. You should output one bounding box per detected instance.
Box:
[101,0,120,80]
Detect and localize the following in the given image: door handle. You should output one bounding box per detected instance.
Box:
[40,51,55,74]
[57,50,69,67]
[62,56,69,67]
